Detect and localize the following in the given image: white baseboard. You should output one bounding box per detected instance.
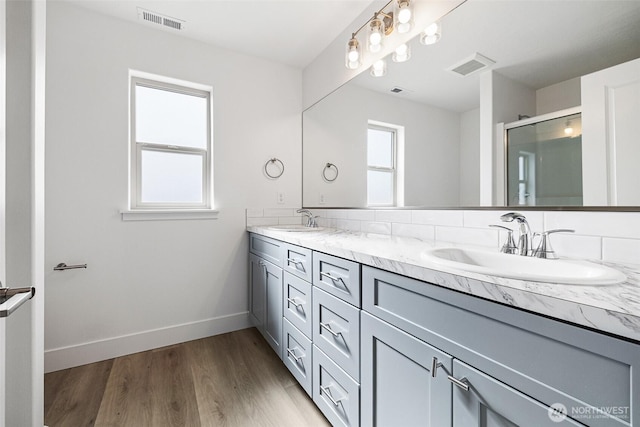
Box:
[44,311,251,373]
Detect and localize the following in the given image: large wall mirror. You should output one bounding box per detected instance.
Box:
[302,0,640,209]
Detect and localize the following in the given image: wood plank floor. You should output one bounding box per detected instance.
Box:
[45,328,330,427]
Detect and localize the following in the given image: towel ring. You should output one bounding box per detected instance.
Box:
[264,158,284,179]
[322,163,339,182]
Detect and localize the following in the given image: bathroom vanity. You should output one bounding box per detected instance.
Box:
[247,227,640,427]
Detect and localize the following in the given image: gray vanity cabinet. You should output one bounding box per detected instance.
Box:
[361,312,453,427]
[452,360,583,427]
[249,252,283,357]
[249,234,284,358]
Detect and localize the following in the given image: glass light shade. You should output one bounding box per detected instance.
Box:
[345,37,362,69]
[370,59,387,77]
[392,43,411,62]
[420,21,441,45]
[367,18,385,53]
[395,0,413,34]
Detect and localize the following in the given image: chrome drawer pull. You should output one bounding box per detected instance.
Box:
[287,297,303,308]
[320,271,346,286]
[320,322,343,338]
[287,347,303,362]
[447,375,469,392]
[320,385,344,406]
[431,357,443,378]
[287,258,303,266]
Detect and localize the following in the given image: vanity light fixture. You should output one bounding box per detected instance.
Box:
[367,17,386,53]
[420,21,441,45]
[395,0,413,34]
[345,36,362,69]
[345,0,417,70]
[370,59,387,77]
[392,43,411,62]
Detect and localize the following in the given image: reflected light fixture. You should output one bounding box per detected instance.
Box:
[420,21,441,45]
[564,120,574,136]
[392,43,411,63]
[370,59,387,77]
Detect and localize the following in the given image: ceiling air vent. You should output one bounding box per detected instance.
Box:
[137,8,185,31]
[448,53,495,77]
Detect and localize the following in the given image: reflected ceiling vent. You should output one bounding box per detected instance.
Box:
[390,86,412,94]
[448,53,495,77]
[137,8,185,31]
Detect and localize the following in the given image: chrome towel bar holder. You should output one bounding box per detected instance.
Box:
[322,163,339,182]
[54,262,87,271]
[264,158,284,179]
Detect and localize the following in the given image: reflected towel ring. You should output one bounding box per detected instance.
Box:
[264,158,284,179]
[322,163,339,182]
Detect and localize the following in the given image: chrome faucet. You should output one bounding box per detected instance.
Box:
[297,209,319,228]
[500,212,532,256]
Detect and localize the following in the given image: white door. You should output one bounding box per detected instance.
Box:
[0,0,46,426]
[582,57,640,205]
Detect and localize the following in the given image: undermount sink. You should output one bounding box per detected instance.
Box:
[267,225,325,232]
[421,247,627,285]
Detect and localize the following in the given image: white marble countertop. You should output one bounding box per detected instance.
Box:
[247,226,640,343]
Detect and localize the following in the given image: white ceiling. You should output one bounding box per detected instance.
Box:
[64,0,375,68]
[352,0,640,112]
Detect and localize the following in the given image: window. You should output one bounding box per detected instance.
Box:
[367,124,397,206]
[130,75,212,211]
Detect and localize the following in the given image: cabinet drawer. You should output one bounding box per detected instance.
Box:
[313,288,360,381]
[283,272,312,339]
[363,266,637,427]
[249,233,282,266]
[283,318,312,397]
[313,345,360,427]
[313,252,360,307]
[283,243,312,282]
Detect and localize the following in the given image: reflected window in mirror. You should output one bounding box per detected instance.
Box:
[506,112,583,207]
[367,123,402,206]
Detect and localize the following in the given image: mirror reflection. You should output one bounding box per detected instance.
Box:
[302,0,640,209]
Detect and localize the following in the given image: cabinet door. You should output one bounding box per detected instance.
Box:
[264,259,284,358]
[249,253,266,331]
[361,312,452,427]
[452,360,583,427]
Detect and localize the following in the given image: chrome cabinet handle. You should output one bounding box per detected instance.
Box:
[320,385,344,406]
[287,347,303,362]
[287,258,303,265]
[431,356,443,378]
[320,271,346,286]
[448,375,470,392]
[53,263,87,271]
[287,297,303,308]
[320,322,342,337]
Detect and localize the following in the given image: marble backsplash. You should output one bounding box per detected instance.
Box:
[246,208,640,266]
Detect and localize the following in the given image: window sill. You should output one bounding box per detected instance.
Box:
[120,209,219,221]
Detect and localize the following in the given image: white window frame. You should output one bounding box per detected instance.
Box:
[128,74,214,215]
[367,123,398,207]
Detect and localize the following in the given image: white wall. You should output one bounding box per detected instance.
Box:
[44,2,302,372]
[459,108,480,206]
[536,77,581,115]
[5,1,34,425]
[303,84,460,207]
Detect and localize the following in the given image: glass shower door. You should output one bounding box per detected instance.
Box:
[506,112,583,206]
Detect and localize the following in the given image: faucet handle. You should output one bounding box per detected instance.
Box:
[489,224,518,254]
[533,229,575,259]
